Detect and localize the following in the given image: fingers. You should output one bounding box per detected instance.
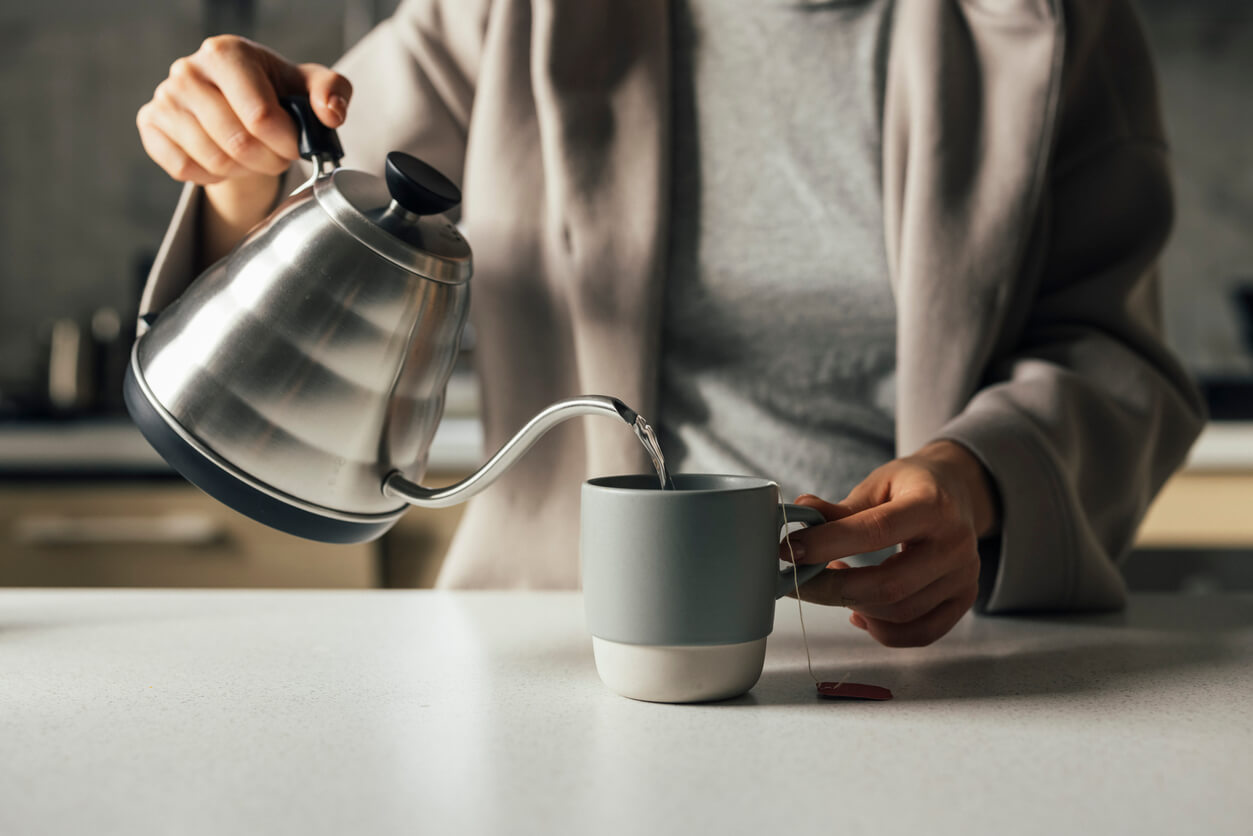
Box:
[788,470,972,566]
[137,35,352,186]
[788,497,934,566]
[781,559,850,599]
[190,44,300,162]
[783,458,984,647]
[838,540,968,604]
[141,92,249,181]
[786,533,980,647]
[843,547,978,624]
[187,38,303,166]
[136,116,222,185]
[853,590,977,647]
[297,63,354,127]
[780,495,846,563]
[792,494,854,520]
[796,531,975,597]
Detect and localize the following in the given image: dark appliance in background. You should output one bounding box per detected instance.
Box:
[1198,283,1253,420]
[0,0,251,425]
[0,254,150,424]
[0,0,397,427]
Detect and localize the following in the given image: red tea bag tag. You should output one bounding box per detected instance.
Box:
[817,681,892,701]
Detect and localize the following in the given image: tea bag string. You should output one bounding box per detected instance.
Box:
[775,482,847,690]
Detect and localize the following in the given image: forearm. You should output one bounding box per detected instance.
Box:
[199,173,283,269]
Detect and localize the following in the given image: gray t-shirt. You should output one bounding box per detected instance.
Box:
[659,0,897,503]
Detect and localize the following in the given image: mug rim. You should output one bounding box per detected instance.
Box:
[584,473,774,495]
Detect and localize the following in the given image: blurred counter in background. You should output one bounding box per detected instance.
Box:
[2,410,1251,591]
[0,373,482,590]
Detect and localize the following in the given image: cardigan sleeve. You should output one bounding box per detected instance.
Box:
[138,0,490,328]
[935,0,1206,614]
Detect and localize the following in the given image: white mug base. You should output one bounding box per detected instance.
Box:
[591,636,767,703]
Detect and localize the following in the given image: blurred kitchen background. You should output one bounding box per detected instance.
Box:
[0,0,1249,590]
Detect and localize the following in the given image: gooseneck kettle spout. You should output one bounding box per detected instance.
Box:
[383,396,638,509]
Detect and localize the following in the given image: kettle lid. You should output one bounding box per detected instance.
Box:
[315,151,472,284]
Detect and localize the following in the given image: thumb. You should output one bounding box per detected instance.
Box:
[835,463,898,516]
[794,494,857,522]
[296,63,354,127]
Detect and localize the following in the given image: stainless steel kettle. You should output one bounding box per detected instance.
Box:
[125,97,637,544]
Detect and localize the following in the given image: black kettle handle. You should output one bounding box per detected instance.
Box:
[280,95,343,166]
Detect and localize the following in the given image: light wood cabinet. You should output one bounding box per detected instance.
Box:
[0,481,376,588]
[0,472,468,589]
[379,490,466,589]
[1136,471,1253,549]
[6,464,1242,589]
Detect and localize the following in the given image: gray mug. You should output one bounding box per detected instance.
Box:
[580,473,827,703]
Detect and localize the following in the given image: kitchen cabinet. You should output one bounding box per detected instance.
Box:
[0,417,479,589]
[2,420,1248,588]
[0,481,376,588]
[1137,472,1253,548]
[379,476,466,588]
[0,479,469,590]
[1136,423,1253,548]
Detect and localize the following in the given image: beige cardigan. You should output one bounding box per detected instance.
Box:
[142,0,1205,612]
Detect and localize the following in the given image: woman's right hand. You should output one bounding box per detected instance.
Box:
[136,36,353,263]
[137,35,351,185]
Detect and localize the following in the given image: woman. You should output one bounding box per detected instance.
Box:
[136,0,1205,647]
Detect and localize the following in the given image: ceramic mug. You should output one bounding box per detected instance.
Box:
[580,473,828,703]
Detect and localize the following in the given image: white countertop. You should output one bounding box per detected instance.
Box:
[1,590,1249,836]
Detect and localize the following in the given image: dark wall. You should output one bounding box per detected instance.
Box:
[0,0,1249,413]
[1137,0,1253,375]
[0,0,398,410]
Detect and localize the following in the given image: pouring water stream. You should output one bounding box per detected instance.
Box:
[631,413,675,490]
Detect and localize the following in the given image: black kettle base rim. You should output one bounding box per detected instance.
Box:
[123,362,402,545]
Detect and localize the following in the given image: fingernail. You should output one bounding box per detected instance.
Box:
[783,537,805,562]
[327,94,348,122]
[850,613,868,630]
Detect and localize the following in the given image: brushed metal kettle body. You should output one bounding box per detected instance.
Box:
[126,98,632,543]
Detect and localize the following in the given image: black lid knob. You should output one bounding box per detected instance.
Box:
[384,152,461,216]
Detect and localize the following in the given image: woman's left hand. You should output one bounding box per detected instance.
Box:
[780,440,999,647]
